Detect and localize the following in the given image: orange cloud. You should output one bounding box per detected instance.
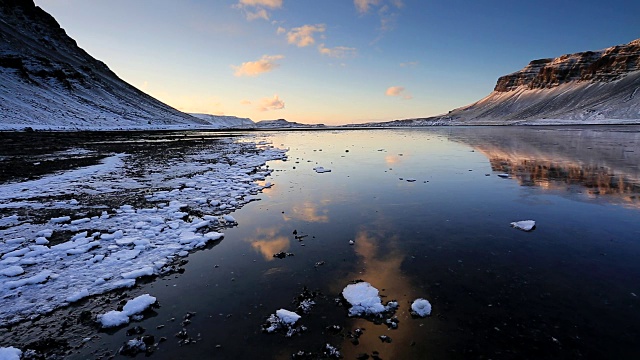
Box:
[258,95,285,111]
[318,44,357,58]
[354,0,381,13]
[246,227,290,261]
[385,85,412,99]
[234,0,282,21]
[286,24,325,47]
[232,55,284,77]
[239,0,282,8]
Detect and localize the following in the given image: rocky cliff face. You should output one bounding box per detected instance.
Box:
[0,0,208,129]
[495,39,640,92]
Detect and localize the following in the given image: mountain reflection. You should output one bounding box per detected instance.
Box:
[447,126,640,208]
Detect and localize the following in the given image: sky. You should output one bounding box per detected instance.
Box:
[35,0,640,125]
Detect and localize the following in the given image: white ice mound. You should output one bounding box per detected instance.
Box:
[0,347,22,360]
[342,282,387,316]
[510,220,536,232]
[313,166,332,173]
[411,298,432,317]
[97,294,157,328]
[264,309,302,336]
[275,309,301,325]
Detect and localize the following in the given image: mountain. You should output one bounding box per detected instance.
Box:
[189,113,256,129]
[255,119,325,128]
[403,39,640,126]
[0,0,209,130]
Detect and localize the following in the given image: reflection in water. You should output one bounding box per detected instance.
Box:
[446,127,640,208]
[247,227,290,261]
[336,228,430,360]
[283,200,330,223]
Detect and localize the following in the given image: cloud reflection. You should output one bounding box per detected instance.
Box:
[246,227,290,261]
[283,200,330,223]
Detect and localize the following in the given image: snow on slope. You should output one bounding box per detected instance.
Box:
[0,1,209,130]
[190,113,256,129]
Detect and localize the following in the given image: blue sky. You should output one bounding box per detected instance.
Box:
[35,0,640,124]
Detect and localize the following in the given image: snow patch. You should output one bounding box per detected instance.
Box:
[411,298,432,317]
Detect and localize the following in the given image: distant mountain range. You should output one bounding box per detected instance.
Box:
[380,38,640,126]
[1,1,638,129]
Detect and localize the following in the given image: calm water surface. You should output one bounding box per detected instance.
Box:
[81,127,640,359]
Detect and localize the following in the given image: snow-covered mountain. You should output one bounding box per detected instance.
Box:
[399,39,640,126]
[255,119,325,128]
[0,0,209,130]
[189,113,255,129]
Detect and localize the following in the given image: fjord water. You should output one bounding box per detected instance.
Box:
[85,127,639,359]
[96,127,640,359]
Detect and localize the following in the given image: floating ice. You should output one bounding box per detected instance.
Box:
[497,173,510,178]
[0,347,22,360]
[510,220,536,232]
[98,310,130,328]
[342,282,388,316]
[276,309,301,325]
[313,166,332,173]
[411,298,432,317]
[264,309,303,336]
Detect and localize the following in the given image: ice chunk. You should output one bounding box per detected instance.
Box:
[497,173,510,178]
[122,294,157,316]
[98,310,130,328]
[313,166,331,173]
[50,216,71,223]
[510,220,536,232]
[0,347,22,360]
[342,282,386,316]
[5,237,25,245]
[0,266,24,277]
[204,232,224,241]
[222,214,236,223]
[276,309,301,325]
[411,298,432,317]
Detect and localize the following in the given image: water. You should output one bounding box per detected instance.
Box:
[4,127,640,359]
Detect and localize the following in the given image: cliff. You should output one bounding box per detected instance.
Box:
[0,0,208,129]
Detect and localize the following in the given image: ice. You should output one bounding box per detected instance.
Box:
[0,266,24,277]
[121,267,155,279]
[313,166,332,173]
[510,220,536,231]
[0,137,285,325]
[342,282,387,316]
[276,309,301,325]
[66,289,90,303]
[0,347,22,360]
[98,310,130,328]
[122,294,157,315]
[98,294,157,328]
[50,216,71,223]
[411,298,432,317]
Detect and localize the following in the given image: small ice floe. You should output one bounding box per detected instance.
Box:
[406,178,417,182]
[411,298,432,317]
[497,173,510,178]
[97,294,157,328]
[313,166,331,173]
[263,309,304,337]
[348,240,354,245]
[50,215,71,224]
[510,220,536,232]
[222,214,236,223]
[0,347,22,360]
[342,282,394,317]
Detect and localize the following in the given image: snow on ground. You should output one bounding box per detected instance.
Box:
[510,220,536,231]
[342,282,394,317]
[0,137,286,325]
[0,347,22,360]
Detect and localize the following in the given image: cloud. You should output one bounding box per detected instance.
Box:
[276,26,286,35]
[386,86,412,99]
[318,44,357,58]
[232,54,284,77]
[258,95,285,111]
[240,99,252,105]
[234,0,282,21]
[239,0,282,7]
[355,0,404,32]
[354,0,381,13]
[286,24,325,47]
